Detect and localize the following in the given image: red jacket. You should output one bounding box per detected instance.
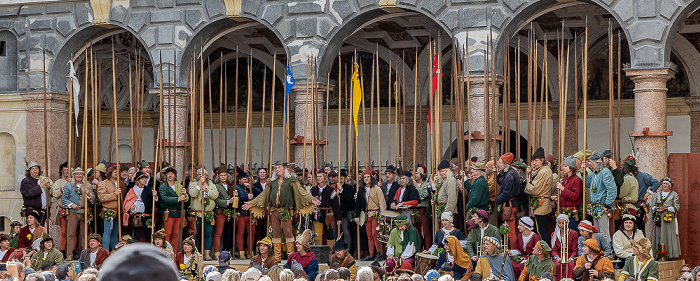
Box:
[17,226,45,250]
[551,229,579,260]
[79,247,110,267]
[560,175,583,208]
[1,248,17,262]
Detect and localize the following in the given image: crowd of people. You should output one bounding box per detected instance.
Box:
[2,146,685,281]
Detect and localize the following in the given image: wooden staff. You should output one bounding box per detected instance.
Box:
[325,68,330,166]
[501,41,507,155]
[582,17,588,214]
[484,32,491,160]
[82,46,89,249]
[111,42,122,238]
[244,53,253,173]
[260,57,268,168]
[42,47,50,181]
[456,40,464,173]
[375,46,381,171]
[68,51,74,171]
[617,31,622,162]
[248,53,255,171]
[544,36,549,155]
[574,33,579,152]
[450,48,456,162]
[490,26,497,159]
[92,47,99,229]
[387,53,393,166]
[516,38,521,159]
[208,58,215,169]
[527,27,533,162]
[413,48,418,172]
[338,52,342,171]
[312,57,317,172]
[557,31,563,213]
[268,55,277,172]
[199,45,206,253]
[608,21,614,156]
[363,59,371,167]
[428,40,435,174]
[225,59,229,169]
[302,57,310,171]
[368,53,375,165]
[466,38,472,164]
[220,54,225,167]
[234,47,239,171]
[394,58,399,165]
[173,50,178,170]
[153,51,164,240]
[401,53,406,166]
[353,59,361,258]
[247,53,255,257]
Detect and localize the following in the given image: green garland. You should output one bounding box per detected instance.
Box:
[432,247,445,256]
[529,197,541,210]
[279,210,292,221]
[587,204,604,219]
[499,223,511,235]
[204,211,215,222]
[223,209,233,218]
[435,204,446,217]
[103,210,116,221]
[146,218,153,228]
[432,180,444,205]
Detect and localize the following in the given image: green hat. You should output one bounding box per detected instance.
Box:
[536,240,551,254]
[94,163,106,173]
[120,164,129,172]
[601,150,613,158]
[573,150,593,161]
[394,214,409,226]
[623,158,636,170]
[140,161,150,168]
[512,160,527,170]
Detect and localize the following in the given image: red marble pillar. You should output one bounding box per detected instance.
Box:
[22,92,69,180]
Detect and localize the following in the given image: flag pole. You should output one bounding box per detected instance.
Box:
[338,52,342,172]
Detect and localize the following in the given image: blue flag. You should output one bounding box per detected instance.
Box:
[284,65,295,122]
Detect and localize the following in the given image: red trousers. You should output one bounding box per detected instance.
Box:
[504,207,518,247]
[236,216,255,252]
[365,217,382,256]
[60,216,67,251]
[413,207,432,251]
[163,216,181,251]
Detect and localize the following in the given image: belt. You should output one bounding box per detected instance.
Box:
[164,209,181,213]
[134,214,151,217]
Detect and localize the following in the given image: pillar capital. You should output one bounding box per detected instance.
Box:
[624,68,676,94]
[685,96,700,113]
[464,75,504,98]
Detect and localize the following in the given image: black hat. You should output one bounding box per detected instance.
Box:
[339,169,348,177]
[99,244,179,281]
[437,160,450,170]
[10,221,21,227]
[400,170,412,178]
[59,161,68,170]
[470,156,479,163]
[385,165,396,174]
[328,170,337,177]
[27,210,41,221]
[120,165,129,172]
[134,171,148,182]
[333,239,347,251]
[237,171,249,179]
[532,147,545,160]
[163,167,177,175]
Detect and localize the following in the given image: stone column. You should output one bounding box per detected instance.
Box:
[466,75,502,160]
[292,82,330,171]
[23,92,69,180]
[403,106,429,169]
[685,96,700,153]
[550,102,579,158]
[625,68,675,180]
[160,88,188,176]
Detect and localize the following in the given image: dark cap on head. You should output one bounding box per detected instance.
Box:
[99,243,179,281]
[400,170,412,178]
[385,165,396,174]
[437,160,450,170]
[532,147,545,160]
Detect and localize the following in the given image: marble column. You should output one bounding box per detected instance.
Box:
[159,88,188,177]
[23,92,69,180]
[466,75,502,160]
[550,102,579,158]
[685,96,700,154]
[292,82,330,171]
[403,106,429,169]
[625,68,675,180]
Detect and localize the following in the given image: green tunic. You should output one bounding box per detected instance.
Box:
[248,176,316,219]
[30,248,64,270]
[520,255,555,281]
[268,178,297,208]
[465,176,490,211]
[620,256,658,281]
[387,226,421,259]
[466,224,502,257]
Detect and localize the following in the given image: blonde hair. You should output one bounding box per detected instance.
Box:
[280,269,295,281]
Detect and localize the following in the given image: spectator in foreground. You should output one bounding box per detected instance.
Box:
[98,243,179,281]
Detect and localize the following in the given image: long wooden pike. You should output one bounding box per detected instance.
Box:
[311,57,317,172]
[544,35,549,155]
[325,68,330,165]
[129,54,135,165]
[394,56,399,164]
[527,26,532,162]
[220,54,225,167]
[456,39,464,173]
[173,50,178,169]
[153,51,164,240]
[43,46,49,179]
[617,31,622,162]
[387,53,392,166]
[401,53,406,166]
[247,51,254,257]
[82,45,89,250]
[413,47,418,172]
[466,38,472,166]
[112,41,122,238]
[261,57,268,168]
[484,30,491,160]
[208,57,215,169]
[516,38,521,159]
[199,45,206,252]
[449,48,456,161]
[225,59,229,168]
[243,53,253,171]
[234,47,239,173]
[68,50,74,172]
[501,41,506,155]
[338,52,342,171]
[363,59,371,166]
[268,55,277,172]
[608,21,614,156]
[490,25,497,159]
[582,17,588,214]
[375,47,381,171]
[369,52,375,165]
[428,39,434,173]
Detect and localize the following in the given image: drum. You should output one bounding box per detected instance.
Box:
[377,210,401,244]
[381,210,401,218]
[414,253,438,275]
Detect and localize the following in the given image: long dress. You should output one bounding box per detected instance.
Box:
[551,229,578,280]
[511,232,540,279]
[652,190,681,259]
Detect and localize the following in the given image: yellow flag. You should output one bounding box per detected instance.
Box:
[351,62,362,136]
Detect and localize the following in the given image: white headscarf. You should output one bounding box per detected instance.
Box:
[552,214,570,245]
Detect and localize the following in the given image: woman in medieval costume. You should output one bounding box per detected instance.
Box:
[651,177,681,259]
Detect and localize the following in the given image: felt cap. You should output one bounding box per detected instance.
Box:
[512,161,528,170]
[385,165,397,174]
[562,156,577,168]
[106,164,119,175]
[328,170,338,177]
[416,166,425,175]
[99,243,179,281]
[26,161,40,171]
[40,232,53,243]
[94,163,106,173]
[545,154,555,164]
[500,152,515,165]
[296,229,313,249]
[134,171,148,182]
[573,150,593,161]
[362,168,375,176]
[394,214,409,226]
[218,251,232,263]
[333,238,347,251]
[474,209,489,221]
[440,211,453,223]
[437,160,450,170]
[582,239,601,254]
[400,170,412,178]
[257,237,272,247]
[532,147,545,160]
[139,160,150,168]
[630,237,652,256]
[88,233,102,244]
[237,171,249,179]
[578,220,598,233]
[72,167,85,175]
[519,216,534,231]
[163,167,177,175]
[623,157,636,170]
[120,165,129,172]
[470,160,486,171]
[339,168,348,177]
[484,236,501,249]
[536,240,552,253]
[588,151,604,162]
[601,150,613,158]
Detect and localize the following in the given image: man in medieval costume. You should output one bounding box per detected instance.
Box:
[243,161,318,262]
[385,214,421,275]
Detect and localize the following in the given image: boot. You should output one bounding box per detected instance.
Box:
[239,251,247,259]
[273,243,283,262]
[214,252,220,260]
[286,242,296,257]
[66,254,73,261]
[203,250,212,261]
